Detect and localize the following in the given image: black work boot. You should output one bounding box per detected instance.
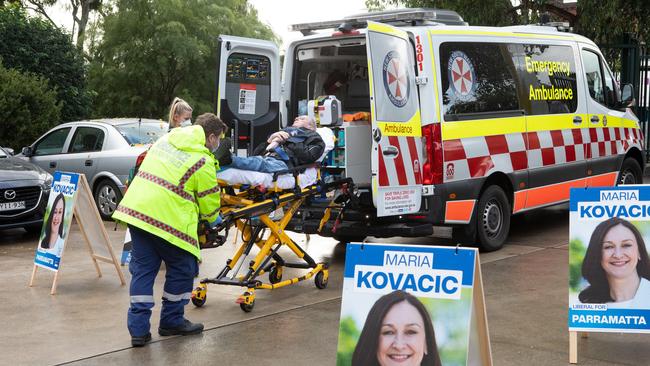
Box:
[158,319,204,336]
[131,332,152,347]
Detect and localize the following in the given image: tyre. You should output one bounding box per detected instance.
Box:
[315,271,328,289]
[94,179,123,220]
[618,157,642,185]
[239,292,255,312]
[269,265,283,284]
[191,286,207,307]
[475,185,511,252]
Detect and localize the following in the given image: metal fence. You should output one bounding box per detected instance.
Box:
[600,38,650,158]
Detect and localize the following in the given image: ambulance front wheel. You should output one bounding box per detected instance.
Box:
[476,185,510,252]
[618,157,642,185]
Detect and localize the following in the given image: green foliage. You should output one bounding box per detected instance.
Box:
[0,6,90,122]
[336,316,360,366]
[0,62,61,150]
[569,238,587,293]
[576,0,650,44]
[88,0,276,120]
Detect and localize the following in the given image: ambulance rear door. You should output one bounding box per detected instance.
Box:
[366,21,423,217]
[216,35,280,156]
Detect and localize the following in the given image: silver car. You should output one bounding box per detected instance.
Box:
[19,118,169,219]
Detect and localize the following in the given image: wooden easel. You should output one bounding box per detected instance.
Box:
[29,173,125,294]
[569,331,589,363]
[468,253,493,366]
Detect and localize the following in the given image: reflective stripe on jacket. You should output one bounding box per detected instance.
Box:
[112,125,220,260]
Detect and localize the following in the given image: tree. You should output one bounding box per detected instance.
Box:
[88,0,276,119]
[0,6,91,122]
[576,0,650,44]
[0,62,62,150]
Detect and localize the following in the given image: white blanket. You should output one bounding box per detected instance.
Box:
[217,127,335,189]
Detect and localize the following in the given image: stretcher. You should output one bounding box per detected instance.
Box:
[191,163,354,312]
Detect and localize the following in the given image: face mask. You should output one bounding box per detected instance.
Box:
[211,138,220,155]
[180,119,192,127]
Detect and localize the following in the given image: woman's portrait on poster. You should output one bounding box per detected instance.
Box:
[39,193,66,257]
[352,290,442,366]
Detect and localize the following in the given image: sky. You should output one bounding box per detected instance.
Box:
[46,0,374,49]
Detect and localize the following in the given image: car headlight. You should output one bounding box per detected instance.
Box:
[40,172,53,190]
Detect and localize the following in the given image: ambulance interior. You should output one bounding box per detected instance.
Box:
[290,39,374,191]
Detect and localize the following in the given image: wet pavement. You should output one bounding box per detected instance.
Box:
[2,202,650,365]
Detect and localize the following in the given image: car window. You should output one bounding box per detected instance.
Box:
[582,50,605,105]
[34,127,72,156]
[115,121,168,145]
[69,127,105,153]
[0,148,7,158]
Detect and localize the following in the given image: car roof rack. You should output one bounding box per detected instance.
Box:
[290,8,466,36]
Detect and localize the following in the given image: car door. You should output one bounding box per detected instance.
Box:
[29,127,73,174]
[216,35,280,157]
[580,47,628,187]
[56,125,106,180]
[366,21,423,217]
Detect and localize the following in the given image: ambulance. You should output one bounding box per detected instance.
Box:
[214,8,644,251]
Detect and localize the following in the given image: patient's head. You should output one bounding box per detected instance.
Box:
[293,115,316,131]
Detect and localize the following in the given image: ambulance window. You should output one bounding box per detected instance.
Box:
[521,44,578,115]
[440,42,520,120]
[582,50,606,105]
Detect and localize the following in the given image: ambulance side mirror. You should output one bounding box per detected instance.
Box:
[621,84,635,107]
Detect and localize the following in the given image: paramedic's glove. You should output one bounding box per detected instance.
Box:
[210,214,223,229]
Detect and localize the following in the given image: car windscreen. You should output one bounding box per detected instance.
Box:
[115,121,169,145]
[0,148,7,158]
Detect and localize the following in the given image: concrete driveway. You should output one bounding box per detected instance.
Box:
[1,204,649,365]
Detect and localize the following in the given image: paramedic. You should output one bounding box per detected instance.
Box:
[112,113,227,347]
[223,115,325,173]
[168,97,193,129]
[579,217,650,308]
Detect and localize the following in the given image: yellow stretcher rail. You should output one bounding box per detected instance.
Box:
[191,164,353,312]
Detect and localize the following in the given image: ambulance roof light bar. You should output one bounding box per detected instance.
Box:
[290,8,466,36]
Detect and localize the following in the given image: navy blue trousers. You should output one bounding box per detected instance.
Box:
[127,225,198,337]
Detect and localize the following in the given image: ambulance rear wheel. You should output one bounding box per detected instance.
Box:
[476,185,510,252]
[618,157,642,185]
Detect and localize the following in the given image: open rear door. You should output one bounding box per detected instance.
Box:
[216,35,280,156]
[366,21,423,217]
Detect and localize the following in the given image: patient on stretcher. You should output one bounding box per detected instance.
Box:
[217,117,335,188]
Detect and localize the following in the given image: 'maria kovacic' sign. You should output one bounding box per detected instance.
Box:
[336,242,492,366]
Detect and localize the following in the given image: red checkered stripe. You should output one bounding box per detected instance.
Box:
[179,157,206,187]
[136,171,194,202]
[197,186,220,198]
[116,206,198,247]
[442,127,642,182]
[200,207,220,219]
[377,136,423,186]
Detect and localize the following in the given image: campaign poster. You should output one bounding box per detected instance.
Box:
[34,172,79,271]
[569,186,650,333]
[337,242,477,366]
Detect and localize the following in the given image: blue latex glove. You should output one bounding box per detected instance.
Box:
[209,214,223,229]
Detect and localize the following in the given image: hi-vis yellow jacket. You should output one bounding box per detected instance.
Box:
[112,126,220,260]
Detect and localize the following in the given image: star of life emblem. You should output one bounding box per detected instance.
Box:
[382,51,410,108]
[448,51,476,98]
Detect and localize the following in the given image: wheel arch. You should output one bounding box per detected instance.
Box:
[479,172,514,213]
[91,172,125,195]
[624,147,645,176]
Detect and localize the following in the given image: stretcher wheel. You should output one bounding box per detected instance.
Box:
[191,284,207,307]
[269,265,283,284]
[315,271,328,289]
[239,292,255,312]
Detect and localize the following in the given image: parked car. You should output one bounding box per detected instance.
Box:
[0,146,52,233]
[18,118,169,220]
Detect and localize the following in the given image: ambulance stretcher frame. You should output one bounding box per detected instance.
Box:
[191,164,353,312]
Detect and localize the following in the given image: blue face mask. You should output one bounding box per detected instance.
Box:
[180,119,192,127]
[211,140,220,155]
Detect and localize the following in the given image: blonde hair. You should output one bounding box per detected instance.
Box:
[168,97,193,127]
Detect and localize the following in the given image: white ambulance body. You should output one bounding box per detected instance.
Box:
[215,9,644,251]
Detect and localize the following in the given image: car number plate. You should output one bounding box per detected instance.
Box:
[0,201,26,211]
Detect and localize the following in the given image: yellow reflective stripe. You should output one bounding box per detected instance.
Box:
[367,21,407,38]
[427,31,441,122]
[429,29,574,40]
[526,114,584,132]
[377,110,422,137]
[442,116,525,140]
[442,114,640,140]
